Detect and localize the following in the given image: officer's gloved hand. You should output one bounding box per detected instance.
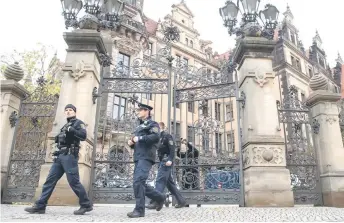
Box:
[67,126,76,133]
[52,150,60,156]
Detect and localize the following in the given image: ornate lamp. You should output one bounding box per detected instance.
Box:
[219,0,279,39]
[61,0,83,29]
[60,0,124,30]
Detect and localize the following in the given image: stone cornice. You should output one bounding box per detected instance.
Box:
[63,30,107,63]
[233,37,276,69]
[0,80,29,98]
[242,136,285,149]
[306,91,341,106]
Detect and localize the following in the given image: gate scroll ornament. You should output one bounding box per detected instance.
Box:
[2,77,59,203]
[90,20,244,205]
[277,85,323,205]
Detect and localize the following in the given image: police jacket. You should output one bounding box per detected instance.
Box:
[55,117,87,147]
[158,131,175,162]
[177,142,199,165]
[131,118,160,163]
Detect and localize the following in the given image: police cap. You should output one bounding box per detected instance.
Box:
[138,103,153,111]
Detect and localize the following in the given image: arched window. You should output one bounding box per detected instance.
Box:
[190,40,193,48]
[186,38,189,46]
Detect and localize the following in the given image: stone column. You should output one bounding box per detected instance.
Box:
[306,75,344,207]
[0,63,28,195]
[233,37,294,207]
[34,30,107,205]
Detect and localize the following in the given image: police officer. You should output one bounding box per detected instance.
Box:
[146,122,187,209]
[24,104,93,215]
[127,103,166,218]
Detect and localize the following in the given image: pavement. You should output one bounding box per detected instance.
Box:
[1,204,344,222]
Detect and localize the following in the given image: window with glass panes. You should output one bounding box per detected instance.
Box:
[226,102,233,121]
[215,133,222,153]
[187,126,195,143]
[202,133,209,151]
[215,102,221,121]
[113,95,126,120]
[227,131,235,153]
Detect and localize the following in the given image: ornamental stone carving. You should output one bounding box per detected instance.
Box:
[63,61,96,81]
[244,146,284,168]
[325,116,337,124]
[309,74,328,91]
[252,147,283,165]
[3,62,24,81]
[254,72,269,87]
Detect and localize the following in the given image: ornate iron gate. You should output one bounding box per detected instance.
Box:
[172,58,243,205]
[90,48,170,203]
[89,22,244,205]
[2,78,59,203]
[277,85,322,205]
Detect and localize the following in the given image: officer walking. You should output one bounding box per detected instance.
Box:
[127,103,166,218]
[146,122,187,209]
[24,104,93,215]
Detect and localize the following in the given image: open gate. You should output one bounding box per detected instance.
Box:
[2,79,59,203]
[172,57,244,205]
[277,85,323,205]
[89,22,244,205]
[89,47,170,203]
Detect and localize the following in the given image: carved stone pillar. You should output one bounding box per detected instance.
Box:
[0,79,28,195]
[34,30,107,205]
[306,75,344,207]
[233,37,294,207]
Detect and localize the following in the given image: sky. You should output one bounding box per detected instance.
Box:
[0,0,343,66]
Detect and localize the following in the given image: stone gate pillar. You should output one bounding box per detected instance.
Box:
[1,63,28,195]
[233,37,294,207]
[306,75,344,207]
[34,30,107,205]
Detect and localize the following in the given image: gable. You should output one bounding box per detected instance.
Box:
[172,1,194,17]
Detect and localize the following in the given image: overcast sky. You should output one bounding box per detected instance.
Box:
[0,0,343,66]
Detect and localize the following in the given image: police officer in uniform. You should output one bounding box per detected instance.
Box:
[127,103,166,218]
[146,122,187,209]
[24,104,93,215]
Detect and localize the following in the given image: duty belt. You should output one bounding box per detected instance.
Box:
[59,147,79,155]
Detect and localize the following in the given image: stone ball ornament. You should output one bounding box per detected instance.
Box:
[309,74,328,91]
[262,149,274,162]
[3,62,24,81]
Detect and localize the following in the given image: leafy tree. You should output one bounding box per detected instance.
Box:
[0,43,64,96]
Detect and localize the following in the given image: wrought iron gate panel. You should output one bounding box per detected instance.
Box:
[2,79,58,203]
[90,48,170,203]
[172,59,243,205]
[277,85,322,205]
[91,22,244,205]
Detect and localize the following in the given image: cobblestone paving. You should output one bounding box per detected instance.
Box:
[1,204,344,222]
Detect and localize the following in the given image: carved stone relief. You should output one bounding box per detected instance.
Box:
[244,146,284,168]
[63,61,95,81]
[325,116,337,124]
[252,147,284,165]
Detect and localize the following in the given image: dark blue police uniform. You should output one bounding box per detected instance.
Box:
[127,103,165,218]
[147,130,186,208]
[24,104,92,215]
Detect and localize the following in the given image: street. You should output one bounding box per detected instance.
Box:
[1,204,344,222]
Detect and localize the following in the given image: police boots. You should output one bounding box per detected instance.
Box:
[73,206,93,215]
[24,205,45,214]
